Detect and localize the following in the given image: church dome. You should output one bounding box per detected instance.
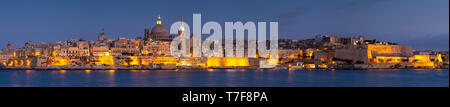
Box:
[151,24,169,34]
[150,15,170,41]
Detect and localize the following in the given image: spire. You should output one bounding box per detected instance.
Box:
[179,16,185,31]
[157,15,162,25]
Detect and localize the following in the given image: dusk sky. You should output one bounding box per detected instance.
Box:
[0,0,448,50]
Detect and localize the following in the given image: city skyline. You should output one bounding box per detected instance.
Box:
[0,0,448,50]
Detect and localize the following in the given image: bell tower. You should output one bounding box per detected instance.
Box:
[98,28,105,41]
[144,28,150,41]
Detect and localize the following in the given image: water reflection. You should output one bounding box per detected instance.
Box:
[0,69,448,87]
[107,70,115,87]
[288,70,294,85]
[85,70,91,76]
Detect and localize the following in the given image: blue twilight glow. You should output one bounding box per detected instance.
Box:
[0,0,448,50]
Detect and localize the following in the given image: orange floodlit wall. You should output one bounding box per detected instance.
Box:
[141,59,150,65]
[49,57,71,66]
[152,57,179,64]
[412,62,436,68]
[94,56,114,65]
[128,56,141,65]
[366,44,415,56]
[367,50,373,58]
[371,56,402,63]
[367,45,401,54]
[206,57,222,67]
[26,60,31,66]
[223,57,249,67]
[207,57,249,67]
[410,55,431,63]
[437,54,443,62]
[410,55,435,68]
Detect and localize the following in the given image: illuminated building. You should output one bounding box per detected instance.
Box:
[91,46,110,57]
[142,41,171,57]
[314,50,331,61]
[315,35,369,48]
[110,38,140,56]
[59,47,87,57]
[0,42,14,64]
[366,44,413,57]
[334,44,413,64]
[278,49,301,59]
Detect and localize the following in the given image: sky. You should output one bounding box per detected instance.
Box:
[0,0,448,50]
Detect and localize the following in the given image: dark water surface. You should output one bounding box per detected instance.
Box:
[0,69,448,87]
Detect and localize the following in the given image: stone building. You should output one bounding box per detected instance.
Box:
[334,44,413,64]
